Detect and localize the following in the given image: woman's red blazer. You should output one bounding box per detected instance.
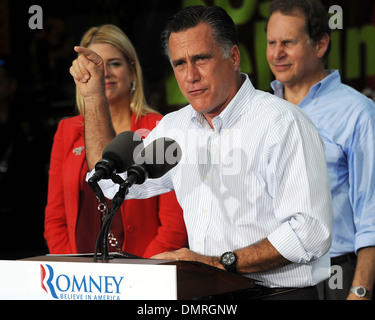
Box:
[44,113,187,257]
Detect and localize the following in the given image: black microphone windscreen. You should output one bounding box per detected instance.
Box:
[102,131,144,173]
[135,137,181,178]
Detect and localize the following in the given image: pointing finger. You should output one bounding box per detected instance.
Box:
[74,46,103,66]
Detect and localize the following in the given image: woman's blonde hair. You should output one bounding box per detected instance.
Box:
[76,24,157,119]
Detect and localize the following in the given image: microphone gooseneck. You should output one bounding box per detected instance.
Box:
[89,131,143,261]
[93,136,182,262]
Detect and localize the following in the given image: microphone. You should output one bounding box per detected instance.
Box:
[125,137,182,188]
[94,137,181,262]
[88,131,144,183]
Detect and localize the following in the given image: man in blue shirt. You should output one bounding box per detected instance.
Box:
[266,0,375,300]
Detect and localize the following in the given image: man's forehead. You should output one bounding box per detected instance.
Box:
[169,24,215,57]
[267,12,306,38]
[169,23,213,44]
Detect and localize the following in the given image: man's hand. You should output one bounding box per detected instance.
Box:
[70,46,115,170]
[151,248,222,269]
[152,239,290,275]
[346,247,375,300]
[69,46,105,98]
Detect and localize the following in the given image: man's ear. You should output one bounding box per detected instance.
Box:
[230,45,241,71]
[316,33,330,59]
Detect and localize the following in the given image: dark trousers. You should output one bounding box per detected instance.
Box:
[205,285,319,300]
[317,253,357,300]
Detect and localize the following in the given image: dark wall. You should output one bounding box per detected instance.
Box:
[0,0,374,259]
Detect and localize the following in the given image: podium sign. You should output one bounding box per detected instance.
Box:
[0,255,255,300]
[0,259,177,300]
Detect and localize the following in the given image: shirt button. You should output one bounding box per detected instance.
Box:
[127,225,135,232]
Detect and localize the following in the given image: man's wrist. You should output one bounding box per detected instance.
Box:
[210,256,224,270]
[350,286,372,299]
[83,92,108,107]
[219,252,238,273]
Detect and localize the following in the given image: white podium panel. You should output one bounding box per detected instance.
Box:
[0,259,177,300]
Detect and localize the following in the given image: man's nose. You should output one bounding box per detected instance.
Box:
[186,62,200,83]
[273,43,286,61]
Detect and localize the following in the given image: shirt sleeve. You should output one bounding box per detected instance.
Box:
[86,118,175,200]
[266,115,333,264]
[348,112,375,253]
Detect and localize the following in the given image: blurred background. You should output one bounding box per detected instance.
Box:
[0,0,374,259]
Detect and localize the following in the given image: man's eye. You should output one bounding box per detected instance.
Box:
[283,41,296,48]
[267,41,276,47]
[173,61,185,68]
[194,55,211,64]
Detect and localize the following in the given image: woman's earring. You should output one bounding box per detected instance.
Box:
[130,81,136,92]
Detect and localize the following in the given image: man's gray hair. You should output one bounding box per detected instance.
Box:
[161,5,239,61]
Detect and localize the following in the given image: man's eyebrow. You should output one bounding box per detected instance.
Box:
[192,53,213,60]
[172,53,213,66]
[267,38,299,43]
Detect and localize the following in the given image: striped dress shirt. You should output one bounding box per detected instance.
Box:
[94,74,333,288]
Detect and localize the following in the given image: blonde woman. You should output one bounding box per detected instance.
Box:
[45,24,187,257]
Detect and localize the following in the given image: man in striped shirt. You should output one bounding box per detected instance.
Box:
[75,6,333,299]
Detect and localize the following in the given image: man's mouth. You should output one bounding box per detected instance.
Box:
[274,64,291,72]
[188,88,207,96]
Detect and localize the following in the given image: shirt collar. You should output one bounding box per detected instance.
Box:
[271,70,341,106]
[190,73,255,131]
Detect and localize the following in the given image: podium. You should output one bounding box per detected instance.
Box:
[0,255,255,300]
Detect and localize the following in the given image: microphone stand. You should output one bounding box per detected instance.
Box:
[91,174,130,262]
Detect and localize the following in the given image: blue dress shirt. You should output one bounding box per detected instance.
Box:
[272,70,375,258]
